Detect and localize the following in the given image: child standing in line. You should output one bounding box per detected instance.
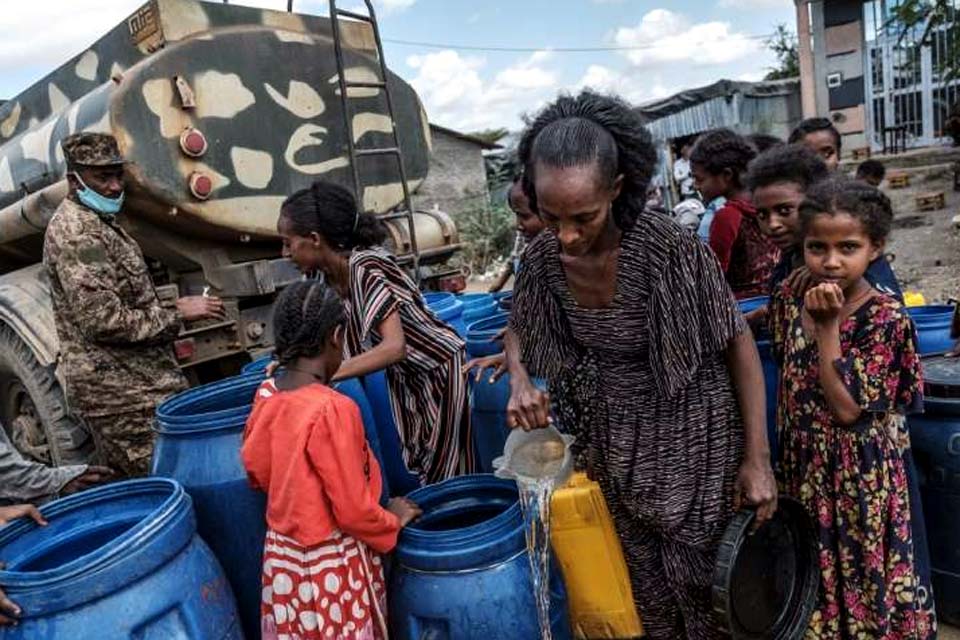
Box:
[691,128,780,299]
[856,159,887,188]
[789,117,842,172]
[771,177,936,638]
[489,175,545,293]
[748,144,904,303]
[242,281,421,640]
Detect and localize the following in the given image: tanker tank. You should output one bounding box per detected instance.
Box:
[0,0,462,467]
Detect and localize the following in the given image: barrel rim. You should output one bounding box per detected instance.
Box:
[0,478,192,590]
[397,475,524,571]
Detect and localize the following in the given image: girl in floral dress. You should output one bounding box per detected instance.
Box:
[771,177,935,638]
[242,281,421,639]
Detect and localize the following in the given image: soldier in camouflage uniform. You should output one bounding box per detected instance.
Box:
[43,133,224,477]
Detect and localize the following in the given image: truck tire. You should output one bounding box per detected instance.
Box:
[0,324,92,467]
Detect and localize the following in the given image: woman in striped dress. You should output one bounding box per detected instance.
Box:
[503,91,778,639]
[277,181,474,484]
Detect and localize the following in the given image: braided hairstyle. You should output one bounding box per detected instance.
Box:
[799,176,893,245]
[518,90,658,230]
[280,180,388,250]
[273,281,345,367]
[689,128,756,189]
[745,143,830,192]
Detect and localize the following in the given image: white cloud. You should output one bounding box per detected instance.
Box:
[718,0,790,8]
[613,9,765,67]
[405,49,558,130]
[577,64,677,105]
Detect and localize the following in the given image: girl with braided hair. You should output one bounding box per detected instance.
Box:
[503,90,777,639]
[242,281,421,640]
[277,181,474,485]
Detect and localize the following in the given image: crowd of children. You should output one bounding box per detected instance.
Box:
[236,91,936,639]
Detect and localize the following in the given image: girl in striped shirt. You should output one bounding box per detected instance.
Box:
[277,181,475,484]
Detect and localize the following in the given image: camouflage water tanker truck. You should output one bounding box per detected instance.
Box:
[0,0,462,465]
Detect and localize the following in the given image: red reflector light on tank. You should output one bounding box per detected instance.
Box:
[188,172,213,200]
[174,338,196,362]
[179,127,208,158]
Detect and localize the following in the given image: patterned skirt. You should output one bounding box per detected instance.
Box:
[260,529,387,640]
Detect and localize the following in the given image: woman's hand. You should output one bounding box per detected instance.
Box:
[804,282,844,326]
[463,353,507,383]
[387,497,422,527]
[0,504,46,527]
[734,456,778,526]
[0,578,20,626]
[507,377,551,431]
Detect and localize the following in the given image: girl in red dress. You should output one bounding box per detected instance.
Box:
[242,281,421,639]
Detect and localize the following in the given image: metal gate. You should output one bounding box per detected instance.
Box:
[863,0,959,151]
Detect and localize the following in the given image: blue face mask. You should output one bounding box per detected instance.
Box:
[74,172,124,216]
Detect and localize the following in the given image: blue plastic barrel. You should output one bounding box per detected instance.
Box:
[907,305,955,355]
[466,313,509,358]
[497,292,514,312]
[461,300,499,329]
[153,372,390,640]
[909,355,960,624]
[242,355,272,375]
[424,292,454,306]
[737,296,778,463]
[361,370,421,496]
[0,478,240,639]
[390,475,572,639]
[429,298,466,336]
[457,292,490,306]
[466,314,511,472]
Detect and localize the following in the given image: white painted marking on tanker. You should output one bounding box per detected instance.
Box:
[329,68,380,98]
[352,113,393,143]
[264,81,325,120]
[84,111,111,135]
[48,84,71,115]
[419,100,433,153]
[194,72,255,119]
[67,103,81,135]
[231,147,274,190]
[272,29,314,45]
[75,51,99,81]
[0,158,13,193]
[55,143,64,165]
[161,0,210,41]
[261,9,307,35]
[20,119,56,164]
[284,124,350,175]
[110,62,125,81]
[363,183,406,214]
[0,103,21,139]
[142,78,182,138]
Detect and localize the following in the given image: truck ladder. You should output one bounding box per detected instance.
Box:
[328,0,421,280]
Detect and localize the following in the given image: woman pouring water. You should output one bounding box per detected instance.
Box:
[502,91,777,640]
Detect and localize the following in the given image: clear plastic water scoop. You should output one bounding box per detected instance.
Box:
[493,425,576,487]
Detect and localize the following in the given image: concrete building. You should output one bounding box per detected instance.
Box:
[637,79,803,207]
[415,124,500,221]
[796,0,959,154]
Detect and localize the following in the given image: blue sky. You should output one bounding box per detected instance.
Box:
[0,0,795,132]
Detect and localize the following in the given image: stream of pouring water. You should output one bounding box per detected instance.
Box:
[518,477,556,640]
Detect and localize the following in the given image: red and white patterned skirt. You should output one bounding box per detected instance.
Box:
[260,529,387,640]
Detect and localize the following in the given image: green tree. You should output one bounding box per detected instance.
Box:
[764,23,800,81]
[887,0,959,80]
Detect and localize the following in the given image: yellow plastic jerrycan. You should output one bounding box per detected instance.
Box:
[904,291,926,307]
[550,473,643,639]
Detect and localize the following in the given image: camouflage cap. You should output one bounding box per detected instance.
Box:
[61,133,126,167]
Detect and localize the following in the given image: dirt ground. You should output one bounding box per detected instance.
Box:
[867,146,960,303]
